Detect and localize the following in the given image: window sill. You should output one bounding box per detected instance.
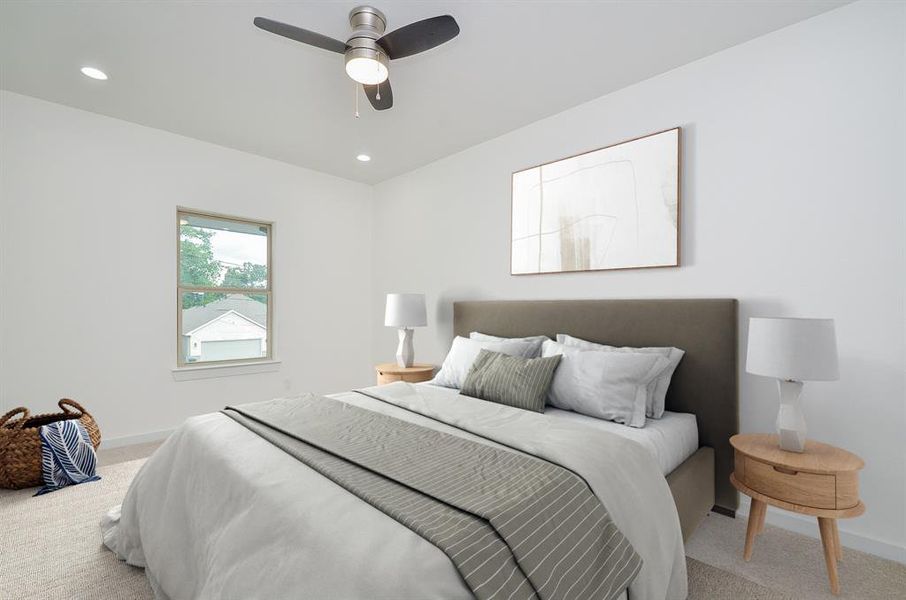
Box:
[171,360,282,381]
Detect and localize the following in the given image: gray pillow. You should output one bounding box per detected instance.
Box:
[469,332,550,357]
[461,349,561,413]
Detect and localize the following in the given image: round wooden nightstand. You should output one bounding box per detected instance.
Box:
[730,433,864,595]
[375,363,434,386]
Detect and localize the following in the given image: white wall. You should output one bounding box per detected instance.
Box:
[0,91,374,444]
[371,1,905,560]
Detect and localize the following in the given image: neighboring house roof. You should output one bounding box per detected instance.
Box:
[182,294,266,334]
[184,309,266,337]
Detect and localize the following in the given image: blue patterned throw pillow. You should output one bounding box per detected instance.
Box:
[34,419,101,496]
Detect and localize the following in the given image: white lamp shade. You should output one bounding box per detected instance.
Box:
[746,317,839,381]
[384,293,427,328]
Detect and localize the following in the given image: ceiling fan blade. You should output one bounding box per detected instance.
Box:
[377,15,459,60]
[364,80,393,111]
[253,17,348,54]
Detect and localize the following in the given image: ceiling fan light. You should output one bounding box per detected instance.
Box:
[345,56,388,85]
[344,46,389,85]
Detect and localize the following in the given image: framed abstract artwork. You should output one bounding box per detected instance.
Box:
[511,127,680,275]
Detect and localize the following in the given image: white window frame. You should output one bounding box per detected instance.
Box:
[176,207,273,368]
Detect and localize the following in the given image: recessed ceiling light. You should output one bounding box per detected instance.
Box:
[356,154,371,162]
[80,66,108,80]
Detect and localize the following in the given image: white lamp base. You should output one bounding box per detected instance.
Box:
[396,328,414,368]
[776,379,807,452]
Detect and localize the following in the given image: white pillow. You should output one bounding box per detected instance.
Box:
[469,332,549,357]
[556,334,684,419]
[431,336,539,389]
[542,340,669,428]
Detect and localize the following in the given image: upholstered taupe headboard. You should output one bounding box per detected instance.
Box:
[453,298,739,514]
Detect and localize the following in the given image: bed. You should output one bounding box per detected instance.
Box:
[103,298,738,600]
[452,299,740,534]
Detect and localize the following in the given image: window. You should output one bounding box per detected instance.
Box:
[177,209,272,366]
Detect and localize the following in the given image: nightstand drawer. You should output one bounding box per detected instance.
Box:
[739,454,836,509]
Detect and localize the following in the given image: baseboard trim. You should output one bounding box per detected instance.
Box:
[100,429,173,449]
[738,496,906,564]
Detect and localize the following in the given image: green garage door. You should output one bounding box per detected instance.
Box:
[200,339,262,361]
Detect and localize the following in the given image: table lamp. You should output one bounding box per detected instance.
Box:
[384,293,427,368]
[746,317,839,452]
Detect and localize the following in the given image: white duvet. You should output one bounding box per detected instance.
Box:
[103,383,686,599]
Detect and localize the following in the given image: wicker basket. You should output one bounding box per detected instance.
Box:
[0,399,101,490]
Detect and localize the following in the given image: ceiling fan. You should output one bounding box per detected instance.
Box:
[254,6,460,111]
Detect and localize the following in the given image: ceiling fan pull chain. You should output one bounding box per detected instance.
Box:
[354,83,360,119]
[376,82,381,101]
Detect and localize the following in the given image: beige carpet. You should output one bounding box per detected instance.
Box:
[687,557,792,599]
[686,512,906,600]
[0,459,153,600]
[1,451,903,600]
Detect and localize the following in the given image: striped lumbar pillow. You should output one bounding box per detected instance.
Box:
[460,349,561,413]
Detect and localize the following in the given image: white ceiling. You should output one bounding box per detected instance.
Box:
[0,1,847,184]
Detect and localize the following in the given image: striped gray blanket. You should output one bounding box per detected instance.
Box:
[224,393,641,600]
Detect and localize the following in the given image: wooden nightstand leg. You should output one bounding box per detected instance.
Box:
[744,499,766,561]
[818,517,840,595]
[756,501,767,534]
[831,519,842,561]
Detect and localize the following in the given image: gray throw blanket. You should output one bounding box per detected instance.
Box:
[224,393,641,600]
